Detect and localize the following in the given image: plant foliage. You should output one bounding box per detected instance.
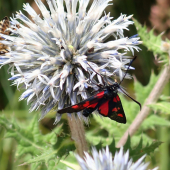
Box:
[1,10,170,170]
[133,18,169,62]
[0,114,75,169]
[86,73,170,147]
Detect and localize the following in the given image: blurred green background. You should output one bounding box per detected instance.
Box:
[0,0,169,169]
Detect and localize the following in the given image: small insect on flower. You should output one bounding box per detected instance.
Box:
[0,16,20,55]
[58,56,141,124]
[0,16,11,54]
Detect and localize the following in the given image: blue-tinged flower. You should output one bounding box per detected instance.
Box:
[76,147,158,170]
[0,0,142,123]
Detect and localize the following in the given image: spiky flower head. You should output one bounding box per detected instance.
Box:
[0,0,141,123]
[76,147,158,170]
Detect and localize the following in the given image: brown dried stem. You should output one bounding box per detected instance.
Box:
[116,65,170,148]
[67,114,88,158]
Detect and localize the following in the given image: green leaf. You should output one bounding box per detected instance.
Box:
[60,160,79,170]
[131,140,162,161]
[133,18,168,62]
[141,114,170,130]
[0,114,76,169]
[57,151,78,170]
[120,137,162,161]
[148,102,170,114]
[159,95,170,101]
[86,134,111,146]
[94,136,162,162]
[135,73,158,105]
[19,149,57,165]
[132,134,153,147]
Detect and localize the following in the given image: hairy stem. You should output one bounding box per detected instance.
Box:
[116,65,170,148]
[67,114,88,157]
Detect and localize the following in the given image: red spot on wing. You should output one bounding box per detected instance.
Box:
[112,108,118,112]
[83,101,90,107]
[72,105,79,109]
[118,107,120,110]
[87,103,98,108]
[116,95,120,101]
[95,91,104,98]
[98,101,109,116]
[113,97,117,102]
[117,113,123,117]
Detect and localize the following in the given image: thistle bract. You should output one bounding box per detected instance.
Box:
[0,0,141,123]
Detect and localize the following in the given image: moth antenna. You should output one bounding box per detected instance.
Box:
[119,56,137,85]
[87,62,106,86]
[87,70,104,88]
[103,69,109,85]
[119,86,141,110]
[81,62,103,88]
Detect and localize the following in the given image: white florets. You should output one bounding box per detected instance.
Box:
[75,147,158,170]
[0,0,142,123]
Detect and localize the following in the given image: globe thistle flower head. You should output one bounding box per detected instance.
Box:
[0,0,142,123]
[76,147,158,170]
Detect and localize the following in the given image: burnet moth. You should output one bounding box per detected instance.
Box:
[57,56,141,124]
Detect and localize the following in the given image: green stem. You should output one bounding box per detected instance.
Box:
[159,127,169,170]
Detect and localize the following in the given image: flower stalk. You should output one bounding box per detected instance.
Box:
[117,64,170,148]
[67,114,88,157]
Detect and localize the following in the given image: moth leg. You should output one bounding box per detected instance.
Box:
[83,107,97,117]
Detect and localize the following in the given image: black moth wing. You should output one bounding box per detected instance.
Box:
[57,91,105,114]
[97,93,126,124]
